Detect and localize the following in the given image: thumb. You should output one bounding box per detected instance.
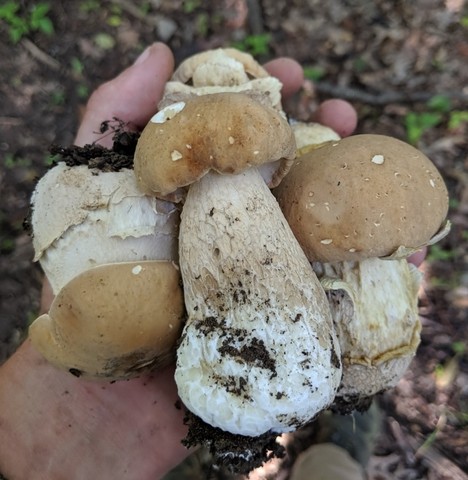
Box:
[75,43,174,147]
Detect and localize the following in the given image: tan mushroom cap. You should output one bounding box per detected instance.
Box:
[134,92,296,199]
[29,261,184,380]
[274,134,449,262]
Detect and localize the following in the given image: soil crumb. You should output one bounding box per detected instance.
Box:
[182,410,285,475]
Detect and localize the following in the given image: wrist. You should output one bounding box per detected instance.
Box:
[0,340,190,479]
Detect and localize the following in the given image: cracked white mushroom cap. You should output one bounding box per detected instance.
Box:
[274,134,450,263]
[31,162,179,293]
[29,260,184,379]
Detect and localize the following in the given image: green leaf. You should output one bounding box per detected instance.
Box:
[183,0,200,14]
[427,244,456,261]
[37,16,54,34]
[77,84,89,99]
[303,66,326,81]
[107,15,122,27]
[71,56,84,75]
[405,111,442,144]
[30,3,51,18]
[93,32,115,50]
[427,94,452,113]
[232,34,272,57]
[448,110,468,130]
[10,23,29,43]
[0,1,20,20]
[452,341,466,355]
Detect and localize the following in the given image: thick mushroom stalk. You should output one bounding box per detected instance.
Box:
[315,257,422,408]
[28,161,184,379]
[175,168,341,436]
[274,128,450,410]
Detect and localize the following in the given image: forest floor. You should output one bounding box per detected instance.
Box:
[0,1,467,478]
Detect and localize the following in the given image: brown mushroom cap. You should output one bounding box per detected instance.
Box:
[134,92,296,199]
[274,134,449,262]
[29,260,184,380]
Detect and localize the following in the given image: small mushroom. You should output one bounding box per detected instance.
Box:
[134,92,342,437]
[160,48,284,111]
[274,132,450,410]
[28,161,183,379]
[29,261,184,379]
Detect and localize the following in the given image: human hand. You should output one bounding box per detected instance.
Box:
[0,43,359,480]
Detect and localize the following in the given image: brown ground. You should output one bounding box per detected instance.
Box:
[0,1,467,478]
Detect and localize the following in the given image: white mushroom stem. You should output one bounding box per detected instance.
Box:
[175,168,341,437]
[313,257,422,402]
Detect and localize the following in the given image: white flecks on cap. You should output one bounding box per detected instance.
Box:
[171,150,183,161]
[132,265,143,275]
[371,154,385,165]
[151,101,186,124]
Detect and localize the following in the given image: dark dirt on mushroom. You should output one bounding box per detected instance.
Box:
[182,410,285,475]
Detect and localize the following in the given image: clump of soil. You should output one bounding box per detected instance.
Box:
[49,118,139,171]
[23,119,138,237]
[182,410,285,475]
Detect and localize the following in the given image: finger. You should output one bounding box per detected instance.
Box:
[263,57,304,98]
[75,43,175,147]
[314,99,358,137]
[407,247,427,267]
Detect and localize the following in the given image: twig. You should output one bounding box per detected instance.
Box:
[246,0,264,35]
[107,0,156,25]
[20,38,61,71]
[314,81,468,105]
[407,434,467,480]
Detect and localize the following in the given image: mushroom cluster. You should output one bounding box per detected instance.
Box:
[27,48,450,473]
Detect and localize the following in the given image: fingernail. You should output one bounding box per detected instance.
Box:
[134,45,153,65]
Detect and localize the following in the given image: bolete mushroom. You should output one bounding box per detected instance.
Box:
[160,48,284,111]
[134,92,342,440]
[28,160,184,379]
[274,132,450,410]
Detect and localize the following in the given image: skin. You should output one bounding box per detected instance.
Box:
[0,42,362,479]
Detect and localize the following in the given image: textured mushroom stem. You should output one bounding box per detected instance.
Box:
[313,257,422,410]
[175,169,342,437]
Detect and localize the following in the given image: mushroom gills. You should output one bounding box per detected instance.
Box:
[175,168,342,437]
